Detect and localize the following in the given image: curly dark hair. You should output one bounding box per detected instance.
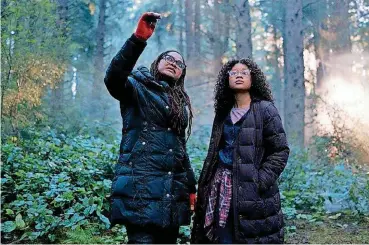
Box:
[150,50,193,140]
[214,58,273,118]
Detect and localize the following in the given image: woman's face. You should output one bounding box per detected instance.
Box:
[228,63,252,91]
[157,52,184,81]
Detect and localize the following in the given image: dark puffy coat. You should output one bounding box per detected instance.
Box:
[105,34,197,228]
[191,99,289,244]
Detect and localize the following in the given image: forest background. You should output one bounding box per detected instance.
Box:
[1,0,369,243]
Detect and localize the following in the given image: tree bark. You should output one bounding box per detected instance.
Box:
[178,0,184,54]
[283,0,305,147]
[270,24,283,115]
[185,0,194,61]
[93,0,107,102]
[194,0,201,63]
[213,0,224,72]
[329,0,351,55]
[235,0,252,58]
[313,22,326,89]
[53,0,69,112]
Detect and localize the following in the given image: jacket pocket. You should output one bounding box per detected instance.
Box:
[112,175,134,197]
[146,178,165,199]
[114,153,133,176]
[118,153,132,163]
[119,132,147,166]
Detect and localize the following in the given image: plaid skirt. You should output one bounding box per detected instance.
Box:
[204,165,232,241]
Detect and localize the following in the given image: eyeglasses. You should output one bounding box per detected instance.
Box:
[228,70,251,77]
[163,55,186,70]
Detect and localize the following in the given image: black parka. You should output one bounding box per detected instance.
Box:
[191,100,289,244]
[105,34,197,228]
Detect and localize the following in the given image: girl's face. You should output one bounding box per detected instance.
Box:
[157,51,184,81]
[228,63,252,91]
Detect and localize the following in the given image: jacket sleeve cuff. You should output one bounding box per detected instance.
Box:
[189,185,197,194]
[130,33,147,46]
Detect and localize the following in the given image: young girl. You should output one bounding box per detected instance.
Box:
[191,59,289,244]
[105,12,196,244]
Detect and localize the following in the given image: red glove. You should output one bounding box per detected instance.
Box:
[190,193,197,211]
[134,12,161,41]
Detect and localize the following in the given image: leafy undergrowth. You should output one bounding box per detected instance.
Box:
[58,224,127,244]
[1,128,117,243]
[2,126,369,244]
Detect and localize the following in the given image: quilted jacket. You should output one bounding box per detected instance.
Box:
[105,34,197,228]
[191,100,289,243]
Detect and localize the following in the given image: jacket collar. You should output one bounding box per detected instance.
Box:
[131,66,173,91]
[216,98,260,124]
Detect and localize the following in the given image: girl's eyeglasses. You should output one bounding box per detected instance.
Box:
[228,70,250,77]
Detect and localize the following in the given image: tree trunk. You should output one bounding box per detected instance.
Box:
[235,0,252,58]
[212,0,223,72]
[56,0,68,35]
[313,22,326,89]
[283,0,305,147]
[93,0,107,102]
[270,24,283,115]
[53,0,69,113]
[194,0,200,62]
[154,1,170,51]
[222,1,230,56]
[315,0,352,81]
[185,0,194,61]
[329,0,351,55]
[1,0,9,111]
[178,0,184,54]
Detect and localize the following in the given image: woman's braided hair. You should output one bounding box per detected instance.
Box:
[150,50,193,140]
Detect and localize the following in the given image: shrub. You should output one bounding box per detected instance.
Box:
[1,127,117,243]
[280,144,369,219]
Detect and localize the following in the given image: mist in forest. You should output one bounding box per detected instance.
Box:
[2,0,369,244]
[1,0,368,153]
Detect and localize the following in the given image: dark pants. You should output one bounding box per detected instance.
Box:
[126,224,179,244]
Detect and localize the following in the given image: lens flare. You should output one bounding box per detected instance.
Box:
[323,77,369,124]
[315,74,369,162]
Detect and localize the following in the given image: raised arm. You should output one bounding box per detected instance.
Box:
[104,12,161,100]
[104,35,146,100]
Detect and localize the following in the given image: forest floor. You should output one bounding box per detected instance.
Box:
[285,213,369,244]
[59,213,369,244]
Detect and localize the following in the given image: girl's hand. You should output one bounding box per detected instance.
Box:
[190,193,197,211]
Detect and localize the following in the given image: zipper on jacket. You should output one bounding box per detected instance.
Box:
[232,100,255,242]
